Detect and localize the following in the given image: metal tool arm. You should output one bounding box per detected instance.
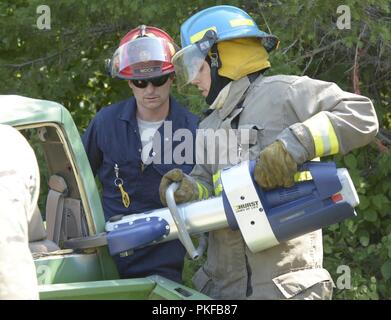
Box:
[166,183,207,260]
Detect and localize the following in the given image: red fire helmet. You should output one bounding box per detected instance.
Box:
[109,25,178,80]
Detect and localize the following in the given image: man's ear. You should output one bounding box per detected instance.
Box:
[127,80,133,89]
[168,73,175,85]
[128,80,136,94]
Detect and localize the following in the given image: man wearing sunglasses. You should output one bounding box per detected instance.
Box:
[82,25,199,284]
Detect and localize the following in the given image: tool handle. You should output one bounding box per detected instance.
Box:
[166,183,206,260]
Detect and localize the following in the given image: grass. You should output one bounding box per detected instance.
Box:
[182,254,206,289]
[181,235,207,289]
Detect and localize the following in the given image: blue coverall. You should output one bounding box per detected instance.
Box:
[82,96,199,283]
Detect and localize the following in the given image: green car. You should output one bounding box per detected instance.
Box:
[0,95,209,300]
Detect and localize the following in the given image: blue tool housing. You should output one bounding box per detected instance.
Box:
[223,161,356,243]
[106,217,169,256]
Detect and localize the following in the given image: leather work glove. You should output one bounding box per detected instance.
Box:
[254,140,298,189]
[159,168,199,207]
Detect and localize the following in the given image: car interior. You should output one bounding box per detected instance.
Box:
[21,126,89,256]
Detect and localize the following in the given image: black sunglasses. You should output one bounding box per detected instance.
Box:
[131,74,171,89]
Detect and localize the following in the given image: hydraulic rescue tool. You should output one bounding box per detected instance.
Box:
[65,161,359,260]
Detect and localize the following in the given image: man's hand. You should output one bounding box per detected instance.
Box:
[159,168,198,206]
[254,140,298,189]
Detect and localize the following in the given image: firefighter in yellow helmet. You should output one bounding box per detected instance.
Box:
[160,5,379,299]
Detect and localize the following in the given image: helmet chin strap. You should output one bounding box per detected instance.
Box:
[205,44,231,106]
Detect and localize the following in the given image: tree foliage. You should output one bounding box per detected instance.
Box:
[1,0,390,299]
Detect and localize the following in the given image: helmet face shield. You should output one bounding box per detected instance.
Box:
[172,44,208,89]
[110,37,177,80]
[172,29,217,89]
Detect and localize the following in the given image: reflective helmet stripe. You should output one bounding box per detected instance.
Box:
[229,18,254,27]
[190,26,217,44]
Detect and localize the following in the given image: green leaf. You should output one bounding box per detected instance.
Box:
[359,230,370,247]
[344,154,357,169]
[382,181,391,192]
[364,210,378,222]
[359,196,370,210]
[328,223,339,232]
[324,243,332,254]
[345,219,357,233]
[372,195,388,211]
[381,260,391,281]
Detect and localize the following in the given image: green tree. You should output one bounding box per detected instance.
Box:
[1,0,390,299]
